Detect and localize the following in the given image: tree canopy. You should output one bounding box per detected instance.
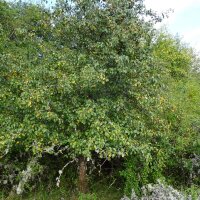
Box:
[0,0,166,160]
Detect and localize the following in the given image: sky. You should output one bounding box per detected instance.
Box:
[145,0,200,52]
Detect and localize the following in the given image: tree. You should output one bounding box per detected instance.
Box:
[0,0,166,193]
[152,30,200,186]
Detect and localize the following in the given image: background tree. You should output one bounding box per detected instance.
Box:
[152,30,200,187]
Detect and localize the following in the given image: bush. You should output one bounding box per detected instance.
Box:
[120,151,165,196]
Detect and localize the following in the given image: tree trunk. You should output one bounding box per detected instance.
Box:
[78,156,88,193]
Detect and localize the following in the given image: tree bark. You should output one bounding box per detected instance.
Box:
[78,156,88,193]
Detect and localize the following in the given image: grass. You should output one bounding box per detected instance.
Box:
[0,179,123,200]
[1,183,199,200]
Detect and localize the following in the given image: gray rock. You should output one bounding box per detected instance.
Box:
[121,182,200,200]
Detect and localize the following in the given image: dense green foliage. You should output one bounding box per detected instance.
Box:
[153,31,200,185]
[121,30,200,196]
[0,0,199,198]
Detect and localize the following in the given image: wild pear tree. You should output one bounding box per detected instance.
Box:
[0,0,166,193]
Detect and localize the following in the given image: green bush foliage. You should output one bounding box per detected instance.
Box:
[120,31,200,196]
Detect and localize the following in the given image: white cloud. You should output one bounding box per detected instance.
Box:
[145,0,181,26]
[145,0,200,51]
[182,28,200,52]
[145,0,200,25]
[145,0,199,13]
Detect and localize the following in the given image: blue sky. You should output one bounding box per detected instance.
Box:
[145,0,200,52]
